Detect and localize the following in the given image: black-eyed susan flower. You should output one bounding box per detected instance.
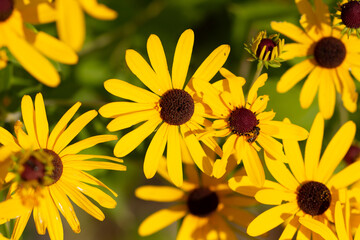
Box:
[0,93,126,240]
[99,29,230,187]
[299,196,360,240]
[229,114,360,238]
[271,0,360,119]
[194,68,308,186]
[334,0,360,38]
[21,0,117,51]
[244,30,285,69]
[136,161,256,239]
[0,0,78,87]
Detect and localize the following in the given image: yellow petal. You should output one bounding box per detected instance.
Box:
[57,179,104,220]
[172,29,194,89]
[64,160,125,171]
[56,0,85,51]
[243,142,265,187]
[135,186,185,202]
[176,214,205,240]
[0,127,21,151]
[167,125,183,187]
[257,133,286,162]
[103,79,159,103]
[49,184,80,233]
[299,66,322,108]
[296,0,324,40]
[138,205,187,236]
[41,189,64,240]
[99,101,156,118]
[25,30,78,64]
[264,152,299,191]
[255,189,297,205]
[316,121,356,183]
[181,125,213,176]
[53,110,97,153]
[279,216,299,240]
[20,1,56,24]
[318,77,335,119]
[143,123,169,179]
[0,197,30,219]
[106,110,156,132]
[328,161,360,189]
[14,121,33,149]
[247,73,267,105]
[304,113,323,181]
[262,121,308,140]
[247,202,298,236]
[125,49,165,95]
[78,0,117,20]
[34,93,49,149]
[62,154,123,163]
[298,217,337,240]
[11,209,32,240]
[281,43,309,60]
[146,34,172,91]
[4,27,60,87]
[271,21,313,44]
[213,134,237,178]
[114,116,162,157]
[21,95,39,149]
[219,68,246,107]
[59,134,117,156]
[220,207,255,228]
[191,44,230,82]
[47,102,81,150]
[277,59,314,93]
[334,201,348,240]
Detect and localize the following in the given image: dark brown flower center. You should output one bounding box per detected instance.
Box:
[256,38,276,57]
[160,89,194,125]
[0,0,13,22]
[228,107,260,142]
[20,149,63,185]
[187,187,219,217]
[314,37,346,68]
[341,1,360,29]
[297,181,331,216]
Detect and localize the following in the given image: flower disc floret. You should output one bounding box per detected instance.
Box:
[256,38,277,58]
[314,37,346,68]
[160,89,194,125]
[0,0,13,21]
[229,107,259,136]
[297,181,331,216]
[341,1,360,29]
[187,187,219,217]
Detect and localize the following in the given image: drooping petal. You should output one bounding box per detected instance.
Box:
[243,143,265,187]
[172,29,194,89]
[316,121,356,183]
[114,116,162,157]
[247,202,299,237]
[298,218,337,240]
[318,77,335,119]
[41,189,64,240]
[135,186,185,202]
[212,134,237,179]
[220,207,255,228]
[279,216,299,240]
[277,59,314,93]
[138,205,187,236]
[167,125,183,187]
[56,0,85,51]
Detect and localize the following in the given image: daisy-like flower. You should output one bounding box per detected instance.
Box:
[0,93,126,240]
[194,68,308,186]
[272,0,360,119]
[244,30,285,69]
[99,29,230,187]
[334,0,360,38]
[136,160,256,239]
[19,0,117,51]
[0,0,78,87]
[229,113,360,238]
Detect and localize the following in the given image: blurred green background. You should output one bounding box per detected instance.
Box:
[2,0,360,239]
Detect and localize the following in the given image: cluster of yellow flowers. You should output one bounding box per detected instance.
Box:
[1,0,360,239]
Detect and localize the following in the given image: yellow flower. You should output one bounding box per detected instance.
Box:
[0,50,8,69]
[136,161,256,239]
[0,0,78,87]
[0,93,126,240]
[194,68,308,186]
[334,0,360,38]
[99,29,230,187]
[272,0,359,119]
[229,114,360,238]
[20,0,117,51]
[244,30,285,68]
